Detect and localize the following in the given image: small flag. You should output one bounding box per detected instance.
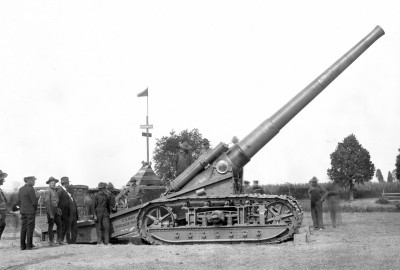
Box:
[137,88,148,97]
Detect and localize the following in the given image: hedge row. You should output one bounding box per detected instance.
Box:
[261,182,400,200]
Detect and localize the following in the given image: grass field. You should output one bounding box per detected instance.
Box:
[1,212,400,270]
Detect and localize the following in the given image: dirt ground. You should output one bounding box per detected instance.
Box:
[1,211,400,270]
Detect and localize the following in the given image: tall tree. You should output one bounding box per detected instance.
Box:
[327,134,375,201]
[393,169,398,182]
[153,129,207,183]
[395,148,400,180]
[387,171,394,183]
[375,169,384,183]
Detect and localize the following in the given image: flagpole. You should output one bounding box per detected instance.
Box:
[138,87,151,164]
[146,88,149,163]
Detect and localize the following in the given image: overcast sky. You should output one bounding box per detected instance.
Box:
[1,1,399,191]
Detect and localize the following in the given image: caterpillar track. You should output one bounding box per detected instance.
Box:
[137,194,303,244]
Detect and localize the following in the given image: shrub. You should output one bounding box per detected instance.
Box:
[375,198,388,204]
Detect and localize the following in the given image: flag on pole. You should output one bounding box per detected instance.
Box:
[137,88,148,97]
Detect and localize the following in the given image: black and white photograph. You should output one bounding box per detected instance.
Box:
[0,1,399,269]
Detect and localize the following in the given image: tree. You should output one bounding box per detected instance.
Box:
[327,134,375,201]
[387,171,394,183]
[393,169,398,182]
[153,129,207,183]
[396,148,400,180]
[375,169,384,183]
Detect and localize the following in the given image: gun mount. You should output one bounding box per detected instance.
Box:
[65,26,384,244]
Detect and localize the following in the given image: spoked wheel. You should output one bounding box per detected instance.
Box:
[139,206,175,244]
[265,200,296,225]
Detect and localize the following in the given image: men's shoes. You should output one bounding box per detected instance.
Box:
[27,245,38,250]
[20,247,26,250]
[49,242,58,246]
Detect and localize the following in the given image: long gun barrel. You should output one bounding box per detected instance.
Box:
[168,26,384,192]
[226,26,384,173]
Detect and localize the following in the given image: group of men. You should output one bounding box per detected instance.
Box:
[44,176,78,247]
[308,176,340,230]
[0,170,78,250]
[0,138,213,248]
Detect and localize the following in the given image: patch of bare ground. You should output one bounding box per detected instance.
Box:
[1,212,399,270]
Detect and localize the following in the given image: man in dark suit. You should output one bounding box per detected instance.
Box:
[17,176,38,250]
[57,176,72,244]
[67,185,79,244]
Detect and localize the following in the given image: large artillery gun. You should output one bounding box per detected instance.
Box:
[75,26,384,244]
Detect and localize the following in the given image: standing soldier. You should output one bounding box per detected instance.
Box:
[57,176,72,244]
[115,177,144,209]
[92,182,112,245]
[17,176,39,250]
[44,177,62,246]
[308,177,328,230]
[324,181,341,228]
[175,141,193,176]
[0,170,9,240]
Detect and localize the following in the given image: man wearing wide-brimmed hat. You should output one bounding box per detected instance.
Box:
[17,176,38,250]
[308,176,328,230]
[92,182,112,245]
[175,141,193,176]
[0,170,9,240]
[44,177,62,246]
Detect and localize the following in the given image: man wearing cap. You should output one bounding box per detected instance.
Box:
[17,176,38,250]
[57,176,73,244]
[0,170,9,240]
[251,180,264,194]
[308,176,328,230]
[242,180,252,193]
[175,141,193,176]
[115,177,144,209]
[92,182,112,245]
[44,177,62,246]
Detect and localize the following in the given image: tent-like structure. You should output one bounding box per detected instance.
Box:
[129,162,163,186]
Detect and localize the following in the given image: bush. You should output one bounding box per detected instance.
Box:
[375,198,388,204]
